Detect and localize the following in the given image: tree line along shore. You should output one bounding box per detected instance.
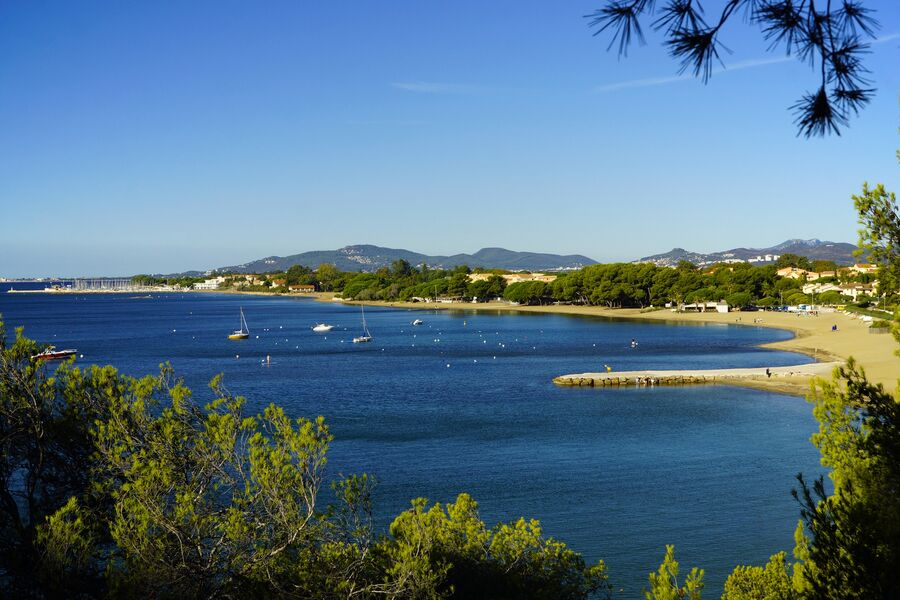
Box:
[132,252,881,311]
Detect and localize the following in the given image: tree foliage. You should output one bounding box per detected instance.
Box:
[854,182,900,299]
[722,552,793,600]
[790,356,900,599]
[377,494,611,600]
[0,323,114,595]
[504,281,551,305]
[586,0,881,137]
[644,545,704,600]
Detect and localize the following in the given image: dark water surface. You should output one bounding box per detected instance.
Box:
[0,286,822,593]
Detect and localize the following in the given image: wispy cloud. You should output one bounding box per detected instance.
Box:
[391,82,486,95]
[344,119,431,126]
[873,31,900,45]
[592,73,692,93]
[592,55,793,94]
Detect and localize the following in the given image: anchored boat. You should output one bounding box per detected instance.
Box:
[228,307,250,340]
[352,305,373,343]
[31,346,77,361]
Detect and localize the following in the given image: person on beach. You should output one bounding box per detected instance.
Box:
[766,368,772,378]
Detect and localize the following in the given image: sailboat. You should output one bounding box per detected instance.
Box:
[228,307,250,340]
[352,304,373,343]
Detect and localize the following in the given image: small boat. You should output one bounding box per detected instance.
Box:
[31,346,77,361]
[228,307,250,340]
[411,319,423,326]
[312,323,335,332]
[352,305,373,343]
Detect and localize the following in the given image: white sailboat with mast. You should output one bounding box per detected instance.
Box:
[228,307,250,340]
[352,304,372,343]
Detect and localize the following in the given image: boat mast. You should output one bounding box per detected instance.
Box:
[361,304,371,336]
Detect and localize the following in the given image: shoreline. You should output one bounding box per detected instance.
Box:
[320,294,897,396]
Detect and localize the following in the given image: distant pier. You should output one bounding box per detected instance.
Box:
[553,362,841,388]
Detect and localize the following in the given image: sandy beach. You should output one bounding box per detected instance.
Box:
[317,294,898,397]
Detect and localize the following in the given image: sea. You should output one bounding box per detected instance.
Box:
[0,284,823,594]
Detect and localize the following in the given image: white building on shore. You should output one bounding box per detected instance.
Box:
[194,276,226,290]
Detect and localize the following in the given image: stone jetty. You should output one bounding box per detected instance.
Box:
[553,362,842,388]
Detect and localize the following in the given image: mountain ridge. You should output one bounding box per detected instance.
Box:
[208,239,863,275]
[214,245,598,273]
[636,238,861,267]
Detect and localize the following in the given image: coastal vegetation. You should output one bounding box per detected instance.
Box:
[131,274,209,289]
[209,258,882,312]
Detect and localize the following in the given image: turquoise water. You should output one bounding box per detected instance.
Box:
[0,286,822,593]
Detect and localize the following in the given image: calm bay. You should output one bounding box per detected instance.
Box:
[0,285,823,593]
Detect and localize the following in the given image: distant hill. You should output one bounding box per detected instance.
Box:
[636,239,861,267]
[214,245,598,273]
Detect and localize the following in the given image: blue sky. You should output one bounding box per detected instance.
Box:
[1,1,898,276]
